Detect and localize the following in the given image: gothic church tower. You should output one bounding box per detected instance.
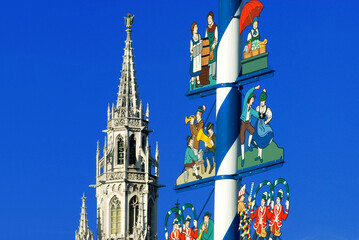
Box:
[94,14,160,240]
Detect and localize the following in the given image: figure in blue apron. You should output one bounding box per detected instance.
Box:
[251,89,274,162]
[190,22,202,90]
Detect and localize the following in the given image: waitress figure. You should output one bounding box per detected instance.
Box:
[189,22,202,90]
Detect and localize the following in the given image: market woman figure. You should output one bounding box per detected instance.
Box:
[244,17,260,53]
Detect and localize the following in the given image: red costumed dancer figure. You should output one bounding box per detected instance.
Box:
[268,189,289,240]
[181,215,198,240]
[250,192,271,240]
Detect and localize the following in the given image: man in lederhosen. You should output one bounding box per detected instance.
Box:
[190,105,206,155]
[240,85,260,167]
[184,136,203,181]
[203,122,216,174]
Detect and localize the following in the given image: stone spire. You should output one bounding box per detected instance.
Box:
[75,194,94,240]
[92,15,159,240]
[115,13,143,119]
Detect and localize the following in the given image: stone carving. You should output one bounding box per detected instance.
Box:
[114,119,121,127]
[128,172,145,181]
[106,172,124,181]
[129,119,140,127]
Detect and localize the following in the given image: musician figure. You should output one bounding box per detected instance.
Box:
[199,212,214,240]
[203,122,216,174]
[190,105,206,155]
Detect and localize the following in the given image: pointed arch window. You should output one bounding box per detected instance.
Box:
[110,197,121,235]
[117,136,124,165]
[129,196,139,235]
[129,135,136,165]
[122,97,126,107]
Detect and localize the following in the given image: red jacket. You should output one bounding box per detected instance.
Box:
[170,230,182,240]
[269,205,288,229]
[181,227,198,240]
[251,206,271,230]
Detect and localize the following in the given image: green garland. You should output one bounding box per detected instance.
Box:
[253,180,274,203]
[164,203,197,236]
[273,178,290,201]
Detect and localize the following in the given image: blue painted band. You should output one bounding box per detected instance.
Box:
[215,174,237,180]
[218,0,240,42]
[223,213,240,240]
[215,87,241,174]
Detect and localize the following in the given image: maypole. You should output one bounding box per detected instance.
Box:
[171,1,284,239]
[214,0,242,239]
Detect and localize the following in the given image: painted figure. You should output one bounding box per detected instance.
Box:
[250,192,271,240]
[190,22,203,90]
[267,190,289,240]
[240,85,260,167]
[184,136,202,181]
[205,11,218,80]
[198,212,214,240]
[166,218,181,240]
[190,105,206,155]
[251,89,274,162]
[203,122,216,174]
[181,215,198,240]
[237,185,252,240]
[244,17,260,53]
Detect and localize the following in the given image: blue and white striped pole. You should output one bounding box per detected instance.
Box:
[215,0,242,239]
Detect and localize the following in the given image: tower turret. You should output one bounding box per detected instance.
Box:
[92,13,160,240]
[75,194,94,240]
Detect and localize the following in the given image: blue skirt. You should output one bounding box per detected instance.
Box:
[251,119,274,149]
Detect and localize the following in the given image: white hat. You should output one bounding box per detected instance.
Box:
[238,184,246,198]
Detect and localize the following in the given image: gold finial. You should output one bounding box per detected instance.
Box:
[124,13,135,29]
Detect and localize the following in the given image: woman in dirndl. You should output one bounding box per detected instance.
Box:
[251,89,274,162]
[189,22,202,90]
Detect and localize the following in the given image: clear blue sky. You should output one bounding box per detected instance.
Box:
[1,0,358,239]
